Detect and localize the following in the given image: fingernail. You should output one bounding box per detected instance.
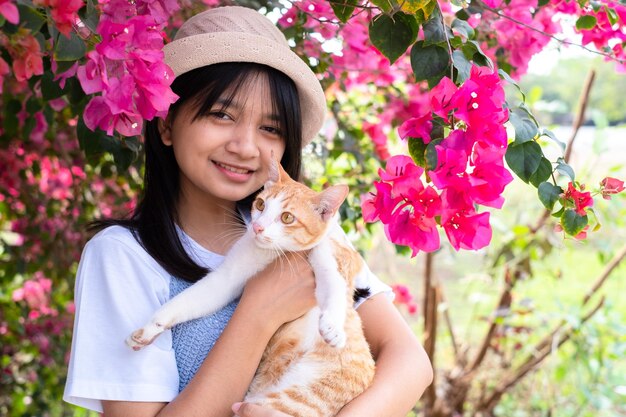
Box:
[232,402,242,413]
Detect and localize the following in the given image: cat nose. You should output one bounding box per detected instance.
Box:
[252,223,264,235]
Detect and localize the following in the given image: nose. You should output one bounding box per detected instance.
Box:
[252,222,264,235]
[226,123,260,159]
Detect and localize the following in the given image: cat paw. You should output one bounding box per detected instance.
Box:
[319,312,346,349]
[125,322,165,351]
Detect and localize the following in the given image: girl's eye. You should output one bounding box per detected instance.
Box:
[281,212,295,224]
[262,126,282,136]
[210,111,232,121]
[255,198,265,211]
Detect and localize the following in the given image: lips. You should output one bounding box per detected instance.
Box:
[213,161,254,174]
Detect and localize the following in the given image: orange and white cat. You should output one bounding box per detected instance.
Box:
[127,159,375,417]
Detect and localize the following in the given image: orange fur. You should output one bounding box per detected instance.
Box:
[245,167,375,417]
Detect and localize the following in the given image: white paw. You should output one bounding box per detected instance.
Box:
[319,311,346,348]
[125,322,165,351]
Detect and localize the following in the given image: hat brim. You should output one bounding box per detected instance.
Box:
[164,32,326,146]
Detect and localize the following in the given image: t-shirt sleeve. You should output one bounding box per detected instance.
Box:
[354,259,394,309]
[63,229,179,413]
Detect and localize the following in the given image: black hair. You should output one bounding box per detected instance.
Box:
[91,63,303,282]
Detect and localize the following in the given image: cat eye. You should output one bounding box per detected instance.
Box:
[255,198,265,211]
[281,212,295,224]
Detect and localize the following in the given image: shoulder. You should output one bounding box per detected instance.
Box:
[78,225,170,294]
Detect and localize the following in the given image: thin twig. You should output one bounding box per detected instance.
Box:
[476,0,626,64]
[479,296,605,412]
[437,284,459,358]
[582,244,626,305]
[466,267,513,373]
[564,70,596,163]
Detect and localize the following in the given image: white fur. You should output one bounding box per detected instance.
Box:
[127,193,346,351]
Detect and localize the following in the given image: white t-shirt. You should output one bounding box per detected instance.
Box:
[63,225,391,412]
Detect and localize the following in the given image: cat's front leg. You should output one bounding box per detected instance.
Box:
[309,239,347,348]
[127,232,276,350]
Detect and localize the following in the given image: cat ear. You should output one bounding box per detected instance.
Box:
[265,152,281,188]
[316,185,349,221]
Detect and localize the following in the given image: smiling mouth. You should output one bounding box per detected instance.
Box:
[214,161,253,174]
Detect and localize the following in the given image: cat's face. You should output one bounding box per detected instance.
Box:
[249,162,348,251]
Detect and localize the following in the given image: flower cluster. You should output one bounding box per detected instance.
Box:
[362,65,514,254]
[391,284,418,315]
[77,0,179,137]
[12,273,56,320]
[33,0,83,37]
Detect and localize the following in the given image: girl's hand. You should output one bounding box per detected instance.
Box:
[232,402,292,417]
[240,251,316,331]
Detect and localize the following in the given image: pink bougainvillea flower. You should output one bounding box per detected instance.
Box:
[76,51,109,94]
[379,155,425,197]
[136,0,180,24]
[34,0,83,36]
[430,76,457,120]
[360,181,401,224]
[391,284,418,315]
[398,112,433,143]
[563,182,593,216]
[600,177,625,199]
[468,160,514,209]
[384,208,440,256]
[52,60,78,88]
[10,33,44,82]
[441,208,492,251]
[128,57,178,119]
[362,121,390,161]
[428,146,469,190]
[0,0,19,24]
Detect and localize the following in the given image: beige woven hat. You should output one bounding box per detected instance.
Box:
[163,6,326,146]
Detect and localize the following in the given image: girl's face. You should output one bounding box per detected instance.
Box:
[161,74,287,209]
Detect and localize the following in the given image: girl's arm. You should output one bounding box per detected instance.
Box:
[336,293,433,417]
[103,253,317,417]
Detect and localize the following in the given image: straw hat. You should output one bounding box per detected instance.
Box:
[163,6,326,146]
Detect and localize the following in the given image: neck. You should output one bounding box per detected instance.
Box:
[176,191,245,255]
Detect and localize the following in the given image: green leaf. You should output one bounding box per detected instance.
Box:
[54,31,87,61]
[505,141,543,183]
[498,69,526,102]
[605,7,619,25]
[17,4,46,33]
[41,72,65,100]
[369,12,419,65]
[452,49,471,82]
[3,99,22,137]
[369,0,396,13]
[78,0,99,33]
[329,0,357,23]
[408,137,427,168]
[529,157,552,187]
[425,137,443,171]
[509,112,538,144]
[451,18,475,40]
[561,209,588,236]
[538,182,563,210]
[575,15,597,30]
[556,160,575,181]
[410,40,449,82]
[539,128,566,152]
[422,8,447,45]
[462,40,493,68]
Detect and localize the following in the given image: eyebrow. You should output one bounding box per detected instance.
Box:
[215,98,280,122]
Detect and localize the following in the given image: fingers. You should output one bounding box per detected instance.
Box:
[232,402,292,417]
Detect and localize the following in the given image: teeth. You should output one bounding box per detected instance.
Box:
[216,162,250,174]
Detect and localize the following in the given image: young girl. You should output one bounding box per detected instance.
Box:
[63,6,433,417]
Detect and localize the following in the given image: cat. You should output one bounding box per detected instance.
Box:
[126,158,375,417]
